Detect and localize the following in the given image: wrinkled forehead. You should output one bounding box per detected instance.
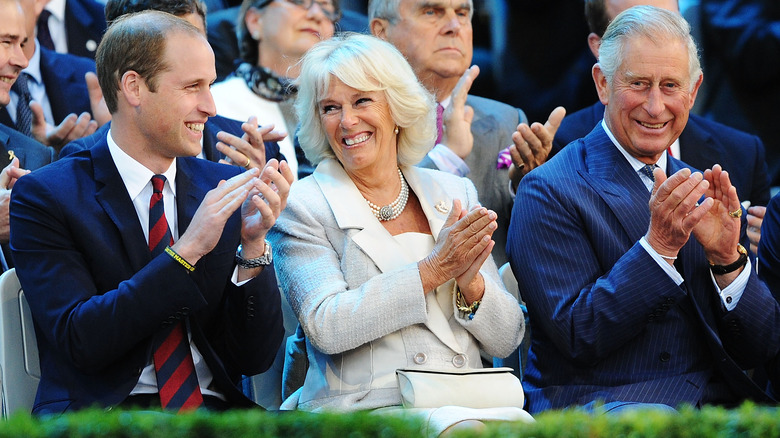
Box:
[400,0,473,13]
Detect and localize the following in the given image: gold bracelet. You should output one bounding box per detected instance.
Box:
[164,246,195,272]
[455,288,481,320]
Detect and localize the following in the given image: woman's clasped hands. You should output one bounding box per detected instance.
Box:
[419,199,498,304]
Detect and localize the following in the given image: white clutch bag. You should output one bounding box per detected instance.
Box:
[395,367,525,409]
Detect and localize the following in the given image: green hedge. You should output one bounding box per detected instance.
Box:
[2,402,780,437]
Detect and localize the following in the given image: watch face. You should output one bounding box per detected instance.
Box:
[236,241,272,267]
[261,241,273,264]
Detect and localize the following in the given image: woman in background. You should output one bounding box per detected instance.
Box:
[210,0,340,179]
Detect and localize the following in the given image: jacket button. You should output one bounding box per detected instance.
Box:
[659,352,671,362]
[452,353,467,368]
[413,352,427,365]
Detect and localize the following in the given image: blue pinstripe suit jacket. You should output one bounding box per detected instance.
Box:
[507,123,780,414]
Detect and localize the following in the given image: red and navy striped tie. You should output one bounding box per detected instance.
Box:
[148,175,203,412]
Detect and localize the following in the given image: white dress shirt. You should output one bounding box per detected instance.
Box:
[106,130,224,399]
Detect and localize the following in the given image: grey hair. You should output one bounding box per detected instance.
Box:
[368,0,474,23]
[367,0,401,22]
[294,32,436,167]
[598,5,701,91]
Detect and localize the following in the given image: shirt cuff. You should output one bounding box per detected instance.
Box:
[639,237,684,286]
[427,144,470,177]
[709,258,751,311]
[231,266,252,286]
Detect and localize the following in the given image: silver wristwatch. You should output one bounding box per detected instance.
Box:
[235,240,273,268]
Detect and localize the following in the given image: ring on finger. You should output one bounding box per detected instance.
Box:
[728,208,742,219]
[244,157,251,168]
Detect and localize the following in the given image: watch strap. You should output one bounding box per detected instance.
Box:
[709,244,748,275]
[236,240,272,268]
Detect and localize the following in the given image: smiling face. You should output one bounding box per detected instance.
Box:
[319,76,397,175]
[0,0,29,106]
[250,0,335,77]
[595,34,701,164]
[377,0,472,100]
[135,31,217,163]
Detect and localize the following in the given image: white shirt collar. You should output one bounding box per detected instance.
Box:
[21,41,43,85]
[44,0,66,22]
[601,119,669,173]
[106,128,178,200]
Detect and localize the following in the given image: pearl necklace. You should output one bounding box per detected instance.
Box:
[364,168,409,221]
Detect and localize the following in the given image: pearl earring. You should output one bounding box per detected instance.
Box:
[394,126,399,135]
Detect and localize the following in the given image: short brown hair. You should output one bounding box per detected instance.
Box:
[96,11,201,113]
[104,0,207,27]
[584,0,610,37]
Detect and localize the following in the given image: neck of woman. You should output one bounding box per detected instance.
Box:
[259,53,300,79]
[350,165,403,207]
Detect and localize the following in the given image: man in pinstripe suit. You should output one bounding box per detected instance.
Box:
[507,6,780,414]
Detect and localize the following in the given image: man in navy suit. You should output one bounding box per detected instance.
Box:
[0,0,57,271]
[2,0,101,151]
[38,0,107,60]
[508,6,780,414]
[553,0,770,254]
[10,11,292,414]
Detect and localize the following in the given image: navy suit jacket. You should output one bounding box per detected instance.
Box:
[0,124,55,270]
[0,124,55,170]
[9,138,284,414]
[63,0,107,60]
[508,123,780,413]
[59,115,284,164]
[552,101,770,206]
[0,47,95,130]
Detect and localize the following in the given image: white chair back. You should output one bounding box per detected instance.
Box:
[0,268,40,417]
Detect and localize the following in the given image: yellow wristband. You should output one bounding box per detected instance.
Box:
[165,246,195,272]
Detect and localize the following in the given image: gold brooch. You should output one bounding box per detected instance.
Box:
[7,150,15,161]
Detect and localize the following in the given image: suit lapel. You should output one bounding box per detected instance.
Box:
[313,159,409,273]
[202,122,220,162]
[39,49,69,124]
[0,109,14,134]
[174,158,207,238]
[403,167,450,240]
[580,125,652,243]
[402,168,464,352]
[678,118,717,174]
[91,139,150,272]
[468,105,498,149]
[0,130,14,169]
